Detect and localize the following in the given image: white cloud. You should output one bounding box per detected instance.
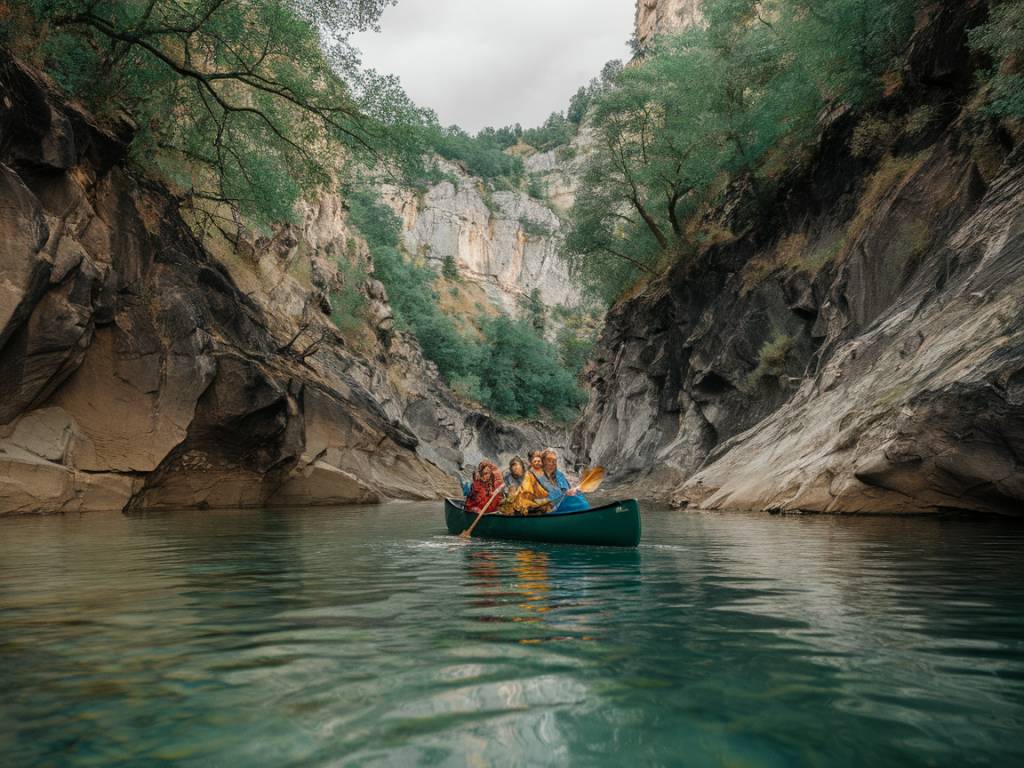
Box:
[352,0,634,133]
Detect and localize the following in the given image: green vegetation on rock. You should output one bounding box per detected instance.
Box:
[346,189,584,422]
[745,331,795,389]
[970,0,1024,118]
[16,0,411,232]
[562,0,921,303]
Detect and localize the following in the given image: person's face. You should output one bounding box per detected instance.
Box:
[511,462,524,478]
[530,455,542,470]
[542,455,557,474]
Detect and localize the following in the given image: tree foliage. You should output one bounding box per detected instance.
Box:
[521,111,574,152]
[969,0,1024,118]
[477,316,586,422]
[346,189,584,422]
[563,0,920,302]
[424,124,524,181]
[22,0,409,233]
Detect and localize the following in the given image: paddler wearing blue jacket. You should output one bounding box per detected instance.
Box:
[516,448,589,514]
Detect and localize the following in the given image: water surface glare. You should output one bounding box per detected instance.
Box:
[2,505,1023,766]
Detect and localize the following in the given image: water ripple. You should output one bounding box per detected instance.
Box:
[1,507,1023,766]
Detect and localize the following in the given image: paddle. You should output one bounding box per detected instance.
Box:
[459,482,505,539]
[550,467,606,513]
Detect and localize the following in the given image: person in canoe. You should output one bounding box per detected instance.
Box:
[527,450,543,474]
[504,456,527,492]
[465,460,504,514]
[499,456,528,515]
[540,449,589,513]
[513,449,590,515]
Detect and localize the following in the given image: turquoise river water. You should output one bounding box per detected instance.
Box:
[1,504,1023,766]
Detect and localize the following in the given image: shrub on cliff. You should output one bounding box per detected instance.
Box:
[478,317,586,422]
[425,125,524,182]
[970,0,1024,118]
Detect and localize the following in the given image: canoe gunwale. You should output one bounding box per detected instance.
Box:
[444,497,641,547]
[445,498,624,520]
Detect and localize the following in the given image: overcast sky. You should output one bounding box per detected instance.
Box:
[352,0,634,134]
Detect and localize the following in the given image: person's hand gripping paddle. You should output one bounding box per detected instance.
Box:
[459,483,505,539]
[551,467,606,512]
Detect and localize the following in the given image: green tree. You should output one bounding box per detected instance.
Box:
[521,111,574,151]
[778,0,919,105]
[25,0,407,232]
[441,254,459,280]
[521,288,546,333]
[563,30,729,299]
[424,123,524,181]
[562,0,920,302]
[555,320,596,376]
[478,317,585,421]
[567,85,592,125]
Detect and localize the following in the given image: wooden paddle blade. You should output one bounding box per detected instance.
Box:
[576,467,606,493]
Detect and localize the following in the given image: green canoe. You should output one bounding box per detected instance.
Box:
[445,498,641,547]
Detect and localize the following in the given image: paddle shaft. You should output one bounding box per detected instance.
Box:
[551,470,605,512]
[459,482,504,538]
[550,484,583,513]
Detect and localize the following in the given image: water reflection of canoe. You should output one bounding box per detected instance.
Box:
[445,498,642,548]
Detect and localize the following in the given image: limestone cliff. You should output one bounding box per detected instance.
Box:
[522,124,598,217]
[0,54,569,515]
[634,0,703,50]
[381,159,580,314]
[574,2,1024,515]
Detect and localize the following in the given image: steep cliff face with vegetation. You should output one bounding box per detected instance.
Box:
[5,0,1020,517]
[382,161,578,315]
[0,0,608,514]
[573,0,1024,514]
[0,51,571,514]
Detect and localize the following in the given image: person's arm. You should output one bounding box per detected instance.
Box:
[465,482,484,512]
[559,470,578,496]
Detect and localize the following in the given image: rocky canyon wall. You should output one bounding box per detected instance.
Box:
[575,2,1024,515]
[0,54,569,515]
[381,159,580,315]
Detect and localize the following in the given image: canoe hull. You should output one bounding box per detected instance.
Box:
[445,498,641,547]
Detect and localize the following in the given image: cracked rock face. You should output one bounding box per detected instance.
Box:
[0,54,568,515]
[680,158,1024,515]
[382,159,580,314]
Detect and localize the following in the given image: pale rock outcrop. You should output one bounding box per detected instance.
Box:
[523,124,598,216]
[382,159,580,313]
[634,0,704,50]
